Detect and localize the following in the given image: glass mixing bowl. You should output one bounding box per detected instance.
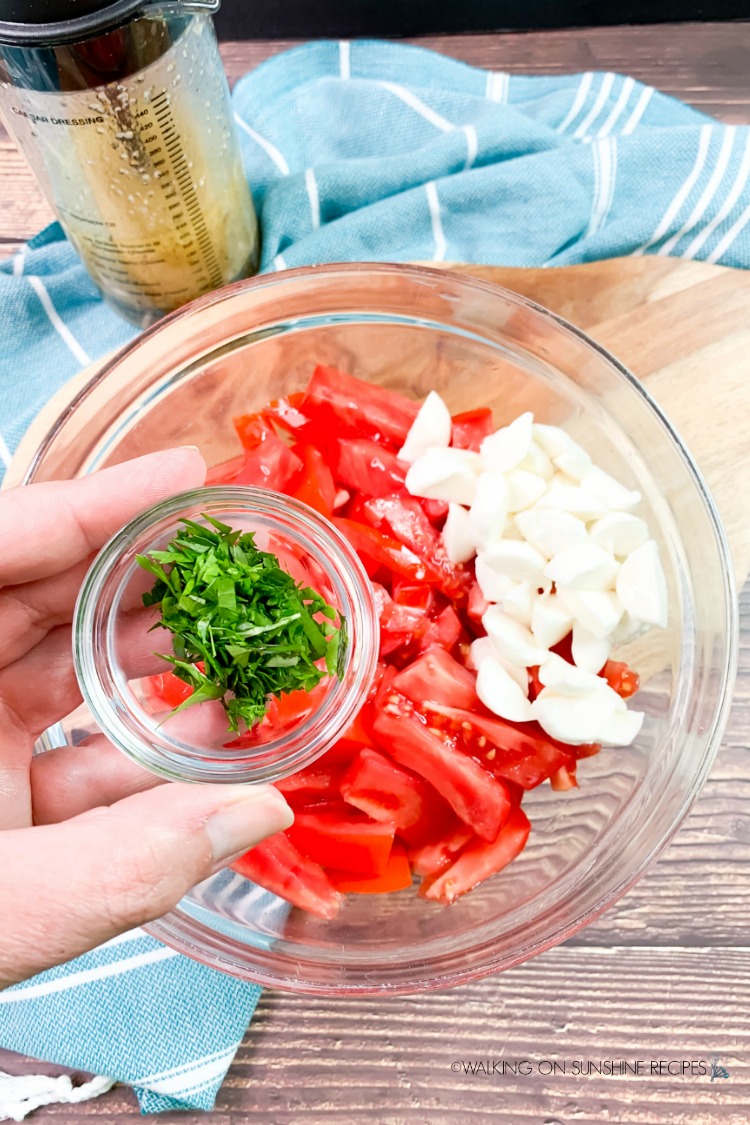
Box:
[22,263,737,994]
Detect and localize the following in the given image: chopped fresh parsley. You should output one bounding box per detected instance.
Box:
[136,515,345,732]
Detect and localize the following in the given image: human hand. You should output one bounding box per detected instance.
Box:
[0,449,293,989]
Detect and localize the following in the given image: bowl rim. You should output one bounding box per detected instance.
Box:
[22,261,740,993]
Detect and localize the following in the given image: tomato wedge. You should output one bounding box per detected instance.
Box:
[232,832,343,920]
[206,454,245,485]
[419,806,531,905]
[234,433,303,490]
[275,764,342,807]
[407,820,474,878]
[289,444,337,517]
[287,803,396,876]
[363,495,468,597]
[340,747,452,841]
[302,364,419,445]
[422,702,574,790]
[233,410,274,451]
[392,647,478,710]
[372,693,512,841]
[421,605,463,652]
[333,518,442,585]
[451,407,494,451]
[601,660,640,699]
[335,439,407,498]
[328,843,413,894]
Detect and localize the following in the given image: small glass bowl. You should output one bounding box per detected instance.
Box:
[73,486,378,785]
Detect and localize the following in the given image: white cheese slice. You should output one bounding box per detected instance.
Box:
[480,411,534,473]
[398,390,452,464]
[615,539,668,628]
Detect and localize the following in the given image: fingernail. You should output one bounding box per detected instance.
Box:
[207,787,294,868]
[181,445,201,454]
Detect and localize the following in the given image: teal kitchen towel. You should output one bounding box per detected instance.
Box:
[1,38,748,1115]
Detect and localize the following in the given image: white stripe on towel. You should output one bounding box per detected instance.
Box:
[305,167,321,229]
[632,123,713,255]
[379,81,453,132]
[461,124,478,170]
[621,85,654,136]
[0,948,180,1003]
[425,181,447,261]
[556,72,594,134]
[26,276,91,366]
[707,197,750,264]
[573,72,616,140]
[137,1046,237,1087]
[587,137,617,238]
[683,130,750,260]
[273,253,288,271]
[12,247,26,276]
[596,76,635,139]
[657,125,736,256]
[233,112,290,175]
[339,40,351,79]
[0,432,11,470]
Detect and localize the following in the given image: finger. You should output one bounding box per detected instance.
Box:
[0,782,294,988]
[0,556,95,669]
[31,735,164,824]
[0,702,33,829]
[0,447,206,588]
[0,626,80,737]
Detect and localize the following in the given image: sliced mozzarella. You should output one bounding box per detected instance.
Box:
[476,654,534,723]
[468,471,508,548]
[538,652,614,698]
[499,580,534,628]
[506,468,547,512]
[519,440,554,481]
[514,508,588,559]
[405,447,481,506]
[482,606,549,667]
[532,422,571,459]
[531,687,620,745]
[480,411,534,473]
[442,502,477,564]
[531,593,573,648]
[580,466,641,512]
[598,707,645,746]
[475,555,517,602]
[615,539,668,628]
[571,622,611,673]
[589,512,649,558]
[534,484,608,519]
[552,440,592,482]
[478,540,547,585]
[544,542,619,591]
[398,390,452,464]
[555,587,624,639]
[467,636,496,672]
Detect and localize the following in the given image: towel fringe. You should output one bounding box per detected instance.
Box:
[0,1071,115,1121]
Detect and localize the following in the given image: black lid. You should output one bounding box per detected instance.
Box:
[0,0,154,45]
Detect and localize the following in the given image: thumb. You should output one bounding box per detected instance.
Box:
[0,783,293,989]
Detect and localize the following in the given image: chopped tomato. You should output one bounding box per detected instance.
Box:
[333,518,440,585]
[392,647,478,710]
[275,764,342,807]
[233,410,273,451]
[302,364,418,445]
[391,581,435,613]
[289,443,337,516]
[451,407,494,451]
[234,432,303,491]
[340,747,452,841]
[378,599,429,657]
[549,763,578,791]
[527,665,543,701]
[407,820,474,878]
[467,581,489,633]
[287,803,396,876]
[422,702,574,790]
[263,393,310,437]
[422,498,449,526]
[372,693,512,841]
[419,807,531,905]
[362,496,468,598]
[328,843,413,894]
[421,605,463,652]
[335,439,406,498]
[232,832,343,920]
[602,660,640,699]
[206,454,245,485]
[146,664,205,709]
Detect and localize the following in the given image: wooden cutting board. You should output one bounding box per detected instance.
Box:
[7,257,750,586]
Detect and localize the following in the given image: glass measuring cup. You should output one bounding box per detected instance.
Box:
[0,1,259,326]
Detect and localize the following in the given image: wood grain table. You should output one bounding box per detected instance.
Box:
[2,22,750,1125]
